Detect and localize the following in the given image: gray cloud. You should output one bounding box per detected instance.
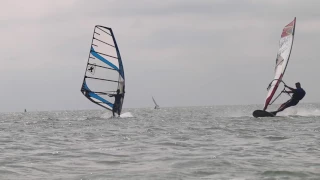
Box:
[0,0,319,112]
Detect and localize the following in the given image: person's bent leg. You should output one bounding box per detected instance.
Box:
[277,100,294,112]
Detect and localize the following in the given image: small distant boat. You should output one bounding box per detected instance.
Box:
[152,96,160,109]
[24,109,27,113]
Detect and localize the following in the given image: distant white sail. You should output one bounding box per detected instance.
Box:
[152,96,160,109]
[263,17,296,110]
[81,26,125,113]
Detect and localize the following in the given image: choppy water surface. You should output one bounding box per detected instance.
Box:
[0,104,319,180]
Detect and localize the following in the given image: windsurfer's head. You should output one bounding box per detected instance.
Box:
[116,89,120,94]
[295,82,301,88]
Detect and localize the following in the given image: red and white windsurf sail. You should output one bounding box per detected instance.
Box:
[263,17,296,110]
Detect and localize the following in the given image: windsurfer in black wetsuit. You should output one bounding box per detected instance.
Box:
[273,82,306,114]
[108,89,123,117]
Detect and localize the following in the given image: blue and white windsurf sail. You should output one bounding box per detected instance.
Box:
[81,25,125,112]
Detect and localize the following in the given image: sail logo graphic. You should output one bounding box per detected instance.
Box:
[87,64,96,75]
[275,54,284,69]
[281,20,295,38]
[279,36,290,47]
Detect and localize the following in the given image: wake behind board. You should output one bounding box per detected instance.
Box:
[253,110,277,118]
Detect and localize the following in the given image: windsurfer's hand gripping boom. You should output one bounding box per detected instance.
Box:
[285,84,295,90]
[283,85,295,94]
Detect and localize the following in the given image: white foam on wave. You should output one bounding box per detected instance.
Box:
[120,112,134,118]
[278,107,320,117]
[100,111,134,119]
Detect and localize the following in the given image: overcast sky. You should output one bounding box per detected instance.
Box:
[0,0,320,112]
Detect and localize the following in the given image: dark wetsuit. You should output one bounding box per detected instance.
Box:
[277,88,306,112]
[109,93,123,116]
[113,94,123,110]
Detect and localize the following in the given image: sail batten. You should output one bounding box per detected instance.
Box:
[263,17,296,110]
[94,38,115,47]
[81,26,125,112]
[87,63,117,71]
[97,26,112,36]
[85,76,120,83]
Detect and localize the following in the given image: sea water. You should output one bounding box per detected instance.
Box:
[0,103,319,179]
